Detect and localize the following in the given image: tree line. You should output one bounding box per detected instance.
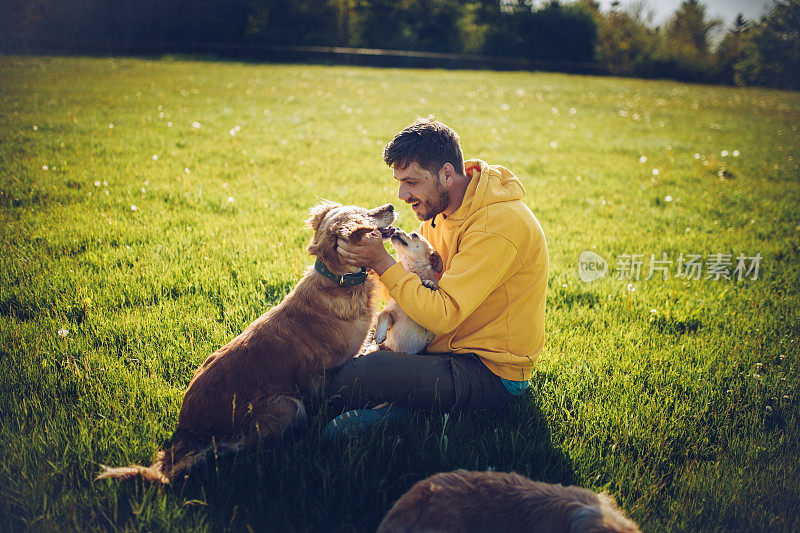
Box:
[3,0,799,90]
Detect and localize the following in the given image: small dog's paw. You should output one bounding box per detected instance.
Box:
[421,280,438,290]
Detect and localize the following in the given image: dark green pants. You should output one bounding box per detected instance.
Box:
[325,350,515,412]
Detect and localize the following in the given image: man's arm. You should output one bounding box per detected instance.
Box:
[380,230,519,335]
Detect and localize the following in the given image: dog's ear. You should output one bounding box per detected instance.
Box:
[338,221,376,242]
[430,250,443,273]
[306,201,340,232]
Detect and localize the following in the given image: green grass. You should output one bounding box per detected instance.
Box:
[1,54,799,532]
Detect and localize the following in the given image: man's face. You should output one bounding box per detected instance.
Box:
[394,162,449,221]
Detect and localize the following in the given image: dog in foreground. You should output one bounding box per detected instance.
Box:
[377,470,641,533]
[97,201,396,484]
[374,229,443,354]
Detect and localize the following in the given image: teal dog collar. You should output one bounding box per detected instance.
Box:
[314,260,368,287]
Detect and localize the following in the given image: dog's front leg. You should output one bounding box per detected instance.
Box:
[374,309,394,345]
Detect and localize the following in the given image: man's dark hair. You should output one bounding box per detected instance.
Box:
[383,118,464,177]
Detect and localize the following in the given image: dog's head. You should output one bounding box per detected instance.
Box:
[390,229,443,277]
[306,201,396,274]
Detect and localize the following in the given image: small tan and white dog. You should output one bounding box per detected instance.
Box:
[374,229,443,354]
[377,470,641,533]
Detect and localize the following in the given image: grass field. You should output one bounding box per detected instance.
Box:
[1,54,799,532]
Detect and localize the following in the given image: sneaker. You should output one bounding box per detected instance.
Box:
[323,403,409,441]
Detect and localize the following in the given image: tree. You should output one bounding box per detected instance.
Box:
[246,0,338,46]
[715,14,750,84]
[735,0,800,90]
[655,0,722,81]
[352,0,463,53]
[519,0,598,63]
[595,2,658,74]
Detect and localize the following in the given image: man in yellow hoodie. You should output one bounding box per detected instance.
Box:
[328,118,548,422]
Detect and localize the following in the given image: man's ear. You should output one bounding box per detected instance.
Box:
[439,163,453,187]
[430,251,443,273]
[306,201,340,232]
[338,221,375,242]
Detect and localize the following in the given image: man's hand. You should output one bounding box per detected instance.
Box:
[337,231,396,276]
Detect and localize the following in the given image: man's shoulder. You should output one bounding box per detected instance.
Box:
[467,200,541,238]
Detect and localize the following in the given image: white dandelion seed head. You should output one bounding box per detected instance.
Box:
[694,153,701,159]
[131,204,138,211]
[223,183,228,189]
[665,195,673,202]
[639,156,647,163]
[732,150,740,157]
[185,168,190,174]
[569,107,576,115]
[58,328,68,338]
[141,187,146,193]
[652,168,660,175]
[152,154,158,160]
[33,125,38,131]
[94,180,101,187]
[230,129,237,136]
[108,123,114,129]
[103,181,108,186]
[42,165,48,171]
[167,121,173,127]
[192,121,202,129]
[721,150,729,157]
[550,141,558,149]
[227,196,234,203]
[627,283,636,292]
[551,107,558,114]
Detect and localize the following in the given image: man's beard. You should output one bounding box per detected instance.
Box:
[414,180,449,221]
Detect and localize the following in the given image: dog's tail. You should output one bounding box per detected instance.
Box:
[95,432,219,485]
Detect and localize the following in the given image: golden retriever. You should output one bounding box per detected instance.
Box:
[377,470,641,533]
[374,229,442,354]
[96,201,396,484]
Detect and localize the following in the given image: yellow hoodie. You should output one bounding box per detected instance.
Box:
[379,159,548,381]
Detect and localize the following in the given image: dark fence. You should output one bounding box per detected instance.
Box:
[2,36,616,75]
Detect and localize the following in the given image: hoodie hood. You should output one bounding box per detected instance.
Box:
[444,159,526,224]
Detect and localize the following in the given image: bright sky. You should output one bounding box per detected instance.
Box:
[594,0,773,28]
